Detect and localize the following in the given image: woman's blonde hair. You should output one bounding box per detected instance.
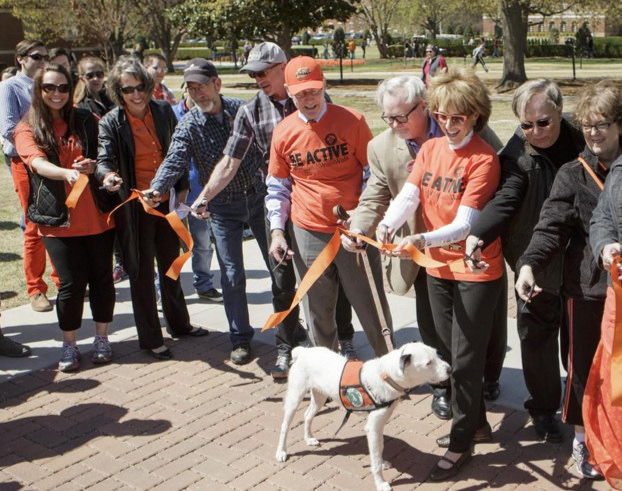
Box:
[574,80,622,125]
[73,56,106,104]
[427,68,491,131]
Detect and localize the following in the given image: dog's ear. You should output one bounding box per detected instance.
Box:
[399,352,412,374]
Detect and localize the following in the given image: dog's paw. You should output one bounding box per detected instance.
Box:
[275,449,288,462]
[382,460,392,470]
[305,437,320,446]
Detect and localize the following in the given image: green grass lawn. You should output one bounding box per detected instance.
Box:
[1,57,620,310]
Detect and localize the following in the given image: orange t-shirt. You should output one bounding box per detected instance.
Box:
[269,104,372,233]
[127,107,167,198]
[14,120,113,238]
[407,134,503,281]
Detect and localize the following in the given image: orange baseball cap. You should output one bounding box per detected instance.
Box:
[284,56,324,95]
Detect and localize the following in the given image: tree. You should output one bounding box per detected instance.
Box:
[0,0,72,43]
[171,0,357,58]
[355,0,403,58]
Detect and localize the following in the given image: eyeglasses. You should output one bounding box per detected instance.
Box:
[248,64,278,79]
[120,84,146,94]
[434,112,468,126]
[42,83,70,94]
[187,79,216,94]
[28,53,50,62]
[85,71,104,80]
[150,65,167,73]
[293,88,323,99]
[582,121,613,133]
[520,118,553,131]
[381,102,421,125]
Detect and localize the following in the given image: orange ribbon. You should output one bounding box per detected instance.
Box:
[610,257,622,406]
[262,230,341,332]
[65,174,90,209]
[262,228,466,332]
[107,190,193,280]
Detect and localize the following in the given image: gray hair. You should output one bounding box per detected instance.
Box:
[376,76,427,107]
[107,56,155,107]
[511,79,563,119]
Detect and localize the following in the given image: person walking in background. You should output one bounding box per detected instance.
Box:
[466,79,585,444]
[348,39,355,60]
[472,39,489,72]
[96,57,207,361]
[361,39,367,59]
[15,64,116,372]
[421,45,447,88]
[515,80,621,480]
[0,39,59,313]
[171,86,222,303]
[144,53,176,105]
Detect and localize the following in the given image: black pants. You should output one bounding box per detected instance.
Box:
[562,297,604,426]
[266,217,353,350]
[516,288,563,418]
[43,230,115,331]
[127,203,191,349]
[428,275,503,453]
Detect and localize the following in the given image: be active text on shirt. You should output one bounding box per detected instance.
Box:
[288,142,350,170]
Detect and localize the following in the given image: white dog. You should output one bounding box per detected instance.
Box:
[276,342,451,491]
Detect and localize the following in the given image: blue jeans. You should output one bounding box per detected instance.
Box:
[187,214,217,293]
[209,182,270,347]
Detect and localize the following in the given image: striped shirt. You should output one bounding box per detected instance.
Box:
[151,96,264,195]
[0,72,33,157]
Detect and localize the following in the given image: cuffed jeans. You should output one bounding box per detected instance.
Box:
[209,183,270,347]
[187,214,217,293]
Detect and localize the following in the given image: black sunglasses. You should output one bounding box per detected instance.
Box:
[28,53,50,62]
[85,71,104,80]
[120,84,146,94]
[381,102,421,125]
[248,64,278,79]
[42,83,70,94]
[520,118,553,131]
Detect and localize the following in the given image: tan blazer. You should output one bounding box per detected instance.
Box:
[349,124,503,296]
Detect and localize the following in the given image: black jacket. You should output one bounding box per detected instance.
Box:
[77,90,115,120]
[95,100,187,279]
[471,119,584,293]
[27,108,109,226]
[517,147,609,300]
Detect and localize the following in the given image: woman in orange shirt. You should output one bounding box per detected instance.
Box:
[14,64,116,372]
[378,68,503,480]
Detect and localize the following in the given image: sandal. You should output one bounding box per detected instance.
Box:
[428,449,472,481]
[0,336,32,358]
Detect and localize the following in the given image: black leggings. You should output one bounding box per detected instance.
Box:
[43,229,115,331]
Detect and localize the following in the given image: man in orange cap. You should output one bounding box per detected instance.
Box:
[266,56,394,356]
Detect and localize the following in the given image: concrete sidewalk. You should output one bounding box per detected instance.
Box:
[0,239,609,490]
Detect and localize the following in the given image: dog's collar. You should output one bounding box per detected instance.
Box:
[381,373,409,393]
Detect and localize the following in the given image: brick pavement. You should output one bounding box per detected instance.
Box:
[0,330,612,491]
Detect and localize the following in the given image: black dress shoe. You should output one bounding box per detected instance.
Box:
[437,423,492,448]
[166,326,209,338]
[431,394,453,420]
[533,415,563,443]
[483,380,500,401]
[428,449,472,481]
[149,347,173,360]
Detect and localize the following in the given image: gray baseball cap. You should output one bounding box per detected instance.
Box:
[240,42,287,72]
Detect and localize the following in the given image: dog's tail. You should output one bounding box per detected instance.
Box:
[291,346,304,363]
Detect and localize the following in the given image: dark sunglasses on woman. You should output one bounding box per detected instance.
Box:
[42,83,70,94]
[85,71,104,80]
[120,84,146,94]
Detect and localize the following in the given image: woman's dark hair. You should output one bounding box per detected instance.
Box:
[26,64,75,160]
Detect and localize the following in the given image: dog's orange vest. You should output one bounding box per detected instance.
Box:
[339,360,389,411]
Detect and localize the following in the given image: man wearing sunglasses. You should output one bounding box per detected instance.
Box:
[343,75,505,422]
[186,42,356,378]
[466,79,585,444]
[0,39,58,313]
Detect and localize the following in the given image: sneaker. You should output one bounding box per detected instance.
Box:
[572,442,604,480]
[58,343,81,372]
[112,265,127,284]
[271,347,291,379]
[339,339,358,360]
[197,288,223,302]
[533,415,563,443]
[30,292,53,312]
[91,335,112,364]
[231,343,251,365]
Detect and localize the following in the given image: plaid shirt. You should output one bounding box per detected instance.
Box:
[151,96,264,195]
[224,90,297,166]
